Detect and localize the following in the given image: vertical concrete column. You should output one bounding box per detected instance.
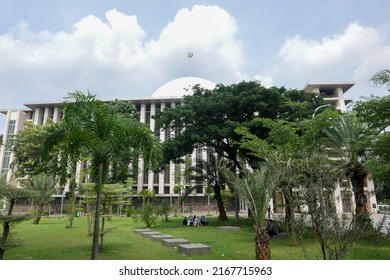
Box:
[150,103,156,133]
[335,87,346,112]
[137,158,144,191]
[53,107,60,123]
[33,108,41,125]
[334,181,343,214]
[140,103,146,123]
[43,107,50,124]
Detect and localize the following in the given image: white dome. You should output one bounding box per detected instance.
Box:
[152,76,216,98]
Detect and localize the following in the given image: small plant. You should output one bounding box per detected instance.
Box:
[125,206,136,218]
[132,204,159,228]
[157,200,171,221]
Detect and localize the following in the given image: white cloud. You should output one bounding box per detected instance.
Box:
[0,5,245,114]
[254,75,273,88]
[144,5,244,84]
[263,22,390,98]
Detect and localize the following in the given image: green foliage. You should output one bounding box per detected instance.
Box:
[0,174,35,259]
[132,204,159,228]
[21,174,57,206]
[11,121,58,178]
[47,90,162,259]
[107,99,140,119]
[369,69,390,89]
[353,95,390,202]
[354,95,390,132]
[138,189,156,205]
[79,183,132,213]
[125,206,136,218]
[157,200,171,221]
[20,173,57,225]
[221,164,278,229]
[154,81,325,170]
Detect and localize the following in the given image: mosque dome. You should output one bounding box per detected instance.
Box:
[151,76,216,98]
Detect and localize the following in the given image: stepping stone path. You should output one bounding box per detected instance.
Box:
[149,234,174,241]
[133,228,151,234]
[162,238,190,247]
[134,228,210,256]
[217,226,240,231]
[141,231,161,237]
[178,244,211,256]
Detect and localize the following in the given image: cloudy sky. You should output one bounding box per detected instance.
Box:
[1,0,389,132]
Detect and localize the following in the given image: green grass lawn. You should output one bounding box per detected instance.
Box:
[4,215,390,260]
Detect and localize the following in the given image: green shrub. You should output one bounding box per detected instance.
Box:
[133,204,159,228]
[125,206,136,217]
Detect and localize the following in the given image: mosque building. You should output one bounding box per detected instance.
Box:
[0,77,378,215]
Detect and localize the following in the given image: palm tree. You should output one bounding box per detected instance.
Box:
[21,173,57,224]
[45,117,85,228]
[221,163,278,260]
[324,115,370,223]
[57,91,162,260]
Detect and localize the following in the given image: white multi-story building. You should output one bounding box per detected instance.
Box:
[0,77,378,214]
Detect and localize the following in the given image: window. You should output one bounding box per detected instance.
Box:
[164,166,170,184]
[145,104,151,125]
[341,192,352,212]
[153,172,159,185]
[1,120,16,173]
[143,171,149,185]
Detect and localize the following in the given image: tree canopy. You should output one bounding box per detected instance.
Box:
[154,81,325,169]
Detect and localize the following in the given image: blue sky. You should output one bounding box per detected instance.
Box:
[1,0,390,132]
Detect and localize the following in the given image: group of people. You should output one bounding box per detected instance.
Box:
[182,215,208,226]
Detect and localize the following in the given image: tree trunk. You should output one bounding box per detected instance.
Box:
[0,199,15,260]
[0,222,10,260]
[283,187,297,245]
[67,194,77,228]
[349,166,371,228]
[99,216,105,252]
[234,192,239,224]
[67,174,77,228]
[33,204,44,225]
[214,184,228,221]
[255,226,271,260]
[91,162,103,260]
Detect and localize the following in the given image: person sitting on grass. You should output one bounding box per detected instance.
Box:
[266,219,278,238]
[187,215,194,226]
[200,215,208,226]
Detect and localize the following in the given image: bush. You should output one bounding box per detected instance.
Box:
[125,206,136,218]
[157,201,171,221]
[135,204,159,228]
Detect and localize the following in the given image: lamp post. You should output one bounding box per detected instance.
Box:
[312,104,332,118]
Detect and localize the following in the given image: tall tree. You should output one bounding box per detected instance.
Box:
[296,153,374,260]
[221,163,279,260]
[49,91,162,260]
[324,115,371,225]
[11,121,58,178]
[353,74,390,202]
[236,109,340,240]
[154,81,325,221]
